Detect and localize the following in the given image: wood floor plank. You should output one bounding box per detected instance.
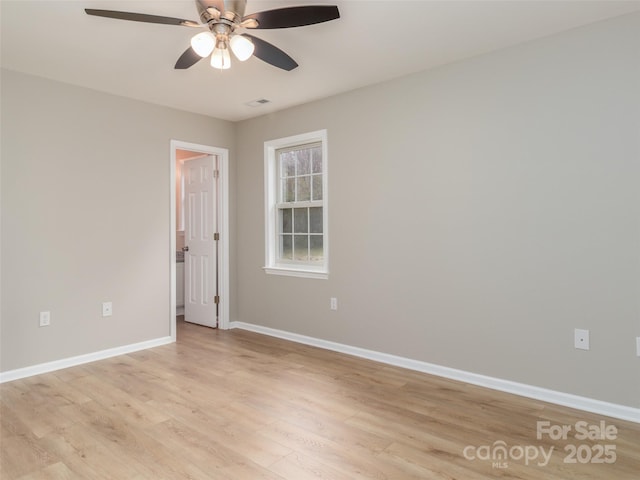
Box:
[15,461,79,480]
[1,388,78,439]
[37,423,147,480]
[1,318,638,479]
[0,431,59,479]
[269,451,360,480]
[147,398,292,469]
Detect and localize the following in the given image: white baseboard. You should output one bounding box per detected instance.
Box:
[0,336,174,383]
[230,321,640,424]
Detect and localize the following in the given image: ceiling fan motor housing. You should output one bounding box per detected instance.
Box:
[197,0,246,26]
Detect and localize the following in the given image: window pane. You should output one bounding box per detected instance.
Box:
[312,147,322,173]
[296,150,311,175]
[309,207,322,233]
[294,235,309,261]
[280,235,292,260]
[310,235,323,261]
[281,152,296,177]
[297,176,311,201]
[283,178,295,202]
[312,174,322,201]
[280,208,292,233]
[294,208,308,233]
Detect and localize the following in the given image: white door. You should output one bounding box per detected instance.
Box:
[183,155,218,328]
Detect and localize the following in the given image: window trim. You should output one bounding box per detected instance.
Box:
[264,130,328,279]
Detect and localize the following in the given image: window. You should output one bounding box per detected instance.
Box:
[264,130,328,278]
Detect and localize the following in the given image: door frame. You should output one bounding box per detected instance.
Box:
[170,140,230,340]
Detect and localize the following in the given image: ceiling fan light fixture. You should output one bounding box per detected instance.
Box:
[230,35,255,61]
[211,45,231,70]
[190,31,215,57]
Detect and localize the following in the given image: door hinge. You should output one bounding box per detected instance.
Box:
[213,232,220,241]
[214,295,220,304]
[214,170,219,179]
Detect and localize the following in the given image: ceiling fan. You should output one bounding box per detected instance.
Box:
[85,0,340,71]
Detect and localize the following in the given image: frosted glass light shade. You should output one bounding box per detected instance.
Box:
[230,35,255,61]
[191,32,215,57]
[211,47,231,69]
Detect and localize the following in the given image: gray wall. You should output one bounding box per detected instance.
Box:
[235,13,640,407]
[0,69,236,371]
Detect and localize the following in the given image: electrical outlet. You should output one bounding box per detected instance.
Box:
[636,337,640,357]
[39,311,51,327]
[574,329,589,350]
[330,297,338,311]
[102,302,113,317]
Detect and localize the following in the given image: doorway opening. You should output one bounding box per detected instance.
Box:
[170,140,229,341]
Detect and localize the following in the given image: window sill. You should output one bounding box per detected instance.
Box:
[263,266,328,280]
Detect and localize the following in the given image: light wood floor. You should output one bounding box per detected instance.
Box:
[1,319,639,479]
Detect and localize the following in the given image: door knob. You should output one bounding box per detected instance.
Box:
[182,246,189,252]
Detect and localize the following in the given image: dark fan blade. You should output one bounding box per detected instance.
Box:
[242,5,339,29]
[175,47,204,69]
[242,34,298,71]
[85,9,200,27]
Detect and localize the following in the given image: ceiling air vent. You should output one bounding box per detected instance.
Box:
[245,98,271,107]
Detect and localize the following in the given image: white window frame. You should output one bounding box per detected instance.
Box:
[264,130,328,279]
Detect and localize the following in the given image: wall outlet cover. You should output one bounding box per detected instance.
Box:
[574,328,590,350]
[39,311,51,327]
[102,302,113,317]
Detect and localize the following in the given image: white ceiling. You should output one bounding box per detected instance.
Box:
[2,0,639,121]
